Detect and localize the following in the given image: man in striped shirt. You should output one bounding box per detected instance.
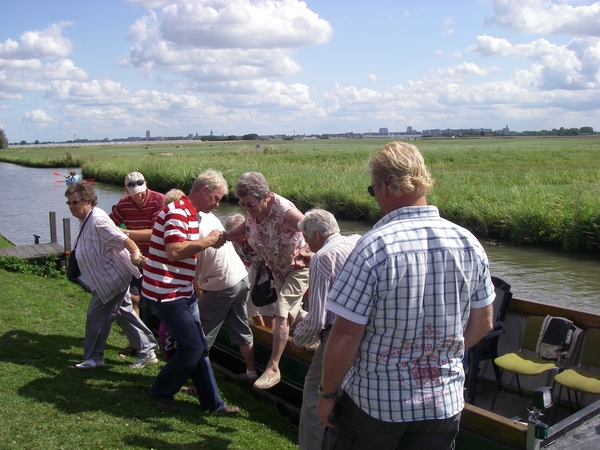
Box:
[110,172,165,357]
[293,209,360,450]
[142,170,238,415]
[317,142,495,450]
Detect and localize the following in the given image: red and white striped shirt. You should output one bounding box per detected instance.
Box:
[142,195,199,303]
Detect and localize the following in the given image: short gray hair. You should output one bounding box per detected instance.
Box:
[191,169,228,194]
[234,172,270,199]
[298,208,339,237]
[224,213,245,231]
[164,188,185,206]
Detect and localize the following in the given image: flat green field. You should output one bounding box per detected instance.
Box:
[2,135,600,251]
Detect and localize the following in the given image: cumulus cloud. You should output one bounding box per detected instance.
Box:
[22,109,55,125]
[0,22,73,60]
[488,0,600,37]
[368,74,377,82]
[470,35,600,89]
[121,0,333,84]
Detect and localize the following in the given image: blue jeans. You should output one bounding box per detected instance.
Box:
[149,294,224,412]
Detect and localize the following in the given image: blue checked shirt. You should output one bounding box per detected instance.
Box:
[326,206,495,422]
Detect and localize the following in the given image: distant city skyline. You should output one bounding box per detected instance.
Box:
[1,1,599,143]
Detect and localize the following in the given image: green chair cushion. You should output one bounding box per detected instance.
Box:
[495,353,558,376]
[555,368,600,395]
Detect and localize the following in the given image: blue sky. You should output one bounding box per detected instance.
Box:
[1,0,599,142]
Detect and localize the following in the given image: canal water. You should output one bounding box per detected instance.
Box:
[1,162,598,312]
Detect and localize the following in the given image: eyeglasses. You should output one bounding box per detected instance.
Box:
[367,185,375,197]
[126,179,145,188]
[238,199,259,208]
[66,199,84,206]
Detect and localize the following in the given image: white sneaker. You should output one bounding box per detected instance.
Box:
[128,352,158,369]
[75,359,104,369]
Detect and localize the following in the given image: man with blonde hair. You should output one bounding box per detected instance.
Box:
[317,142,495,450]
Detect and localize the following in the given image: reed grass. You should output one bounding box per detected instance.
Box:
[2,136,600,251]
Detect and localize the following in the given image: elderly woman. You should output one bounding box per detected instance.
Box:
[66,181,158,369]
[224,172,310,389]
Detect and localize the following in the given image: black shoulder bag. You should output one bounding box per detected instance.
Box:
[251,264,277,307]
[66,213,91,281]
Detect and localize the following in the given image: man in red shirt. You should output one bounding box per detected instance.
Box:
[110,171,165,359]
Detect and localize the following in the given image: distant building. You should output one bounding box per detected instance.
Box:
[379,128,388,134]
[406,126,413,134]
[146,130,150,139]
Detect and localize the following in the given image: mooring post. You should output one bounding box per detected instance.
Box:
[33,235,40,244]
[49,211,57,243]
[63,218,72,252]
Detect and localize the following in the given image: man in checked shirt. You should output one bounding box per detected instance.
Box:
[317,142,495,450]
[292,208,360,450]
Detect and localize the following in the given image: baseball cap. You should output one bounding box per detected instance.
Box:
[124,172,147,195]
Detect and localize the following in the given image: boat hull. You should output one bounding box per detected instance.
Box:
[212,297,600,449]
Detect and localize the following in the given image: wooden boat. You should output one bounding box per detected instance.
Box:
[211,295,600,450]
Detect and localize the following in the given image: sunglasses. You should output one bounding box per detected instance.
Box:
[367,185,375,197]
[127,179,145,188]
[66,198,84,206]
[238,199,259,208]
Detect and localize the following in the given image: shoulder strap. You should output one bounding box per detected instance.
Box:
[73,210,93,251]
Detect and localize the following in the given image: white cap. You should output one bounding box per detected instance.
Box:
[124,172,147,195]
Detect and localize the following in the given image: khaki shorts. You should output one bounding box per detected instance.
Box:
[274,267,309,323]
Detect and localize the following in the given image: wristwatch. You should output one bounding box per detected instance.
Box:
[125,229,130,237]
[318,384,337,399]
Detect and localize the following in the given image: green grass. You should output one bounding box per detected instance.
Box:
[0,235,13,248]
[0,269,299,449]
[2,136,600,251]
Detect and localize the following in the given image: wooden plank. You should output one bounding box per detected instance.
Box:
[510,297,600,329]
[0,243,65,260]
[461,403,527,449]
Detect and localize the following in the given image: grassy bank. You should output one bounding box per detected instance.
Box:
[2,136,600,251]
[0,268,299,449]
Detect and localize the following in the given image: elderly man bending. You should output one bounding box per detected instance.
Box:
[293,209,360,450]
[142,170,238,415]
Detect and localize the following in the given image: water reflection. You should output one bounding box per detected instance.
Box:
[0,162,598,312]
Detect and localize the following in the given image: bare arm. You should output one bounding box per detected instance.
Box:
[282,208,304,233]
[464,303,494,349]
[123,228,152,243]
[165,229,224,262]
[223,222,246,241]
[317,316,365,428]
[123,237,143,266]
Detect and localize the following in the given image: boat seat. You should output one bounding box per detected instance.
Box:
[553,328,600,420]
[491,315,582,410]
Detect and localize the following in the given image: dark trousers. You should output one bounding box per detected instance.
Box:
[149,294,224,412]
[324,392,460,450]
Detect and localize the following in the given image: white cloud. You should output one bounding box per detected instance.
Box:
[470,35,600,89]
[489,0,600,37]
[22,109,55,125]
[121,0,333,84]
[368,74,377,83]
[0,22,73,60]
